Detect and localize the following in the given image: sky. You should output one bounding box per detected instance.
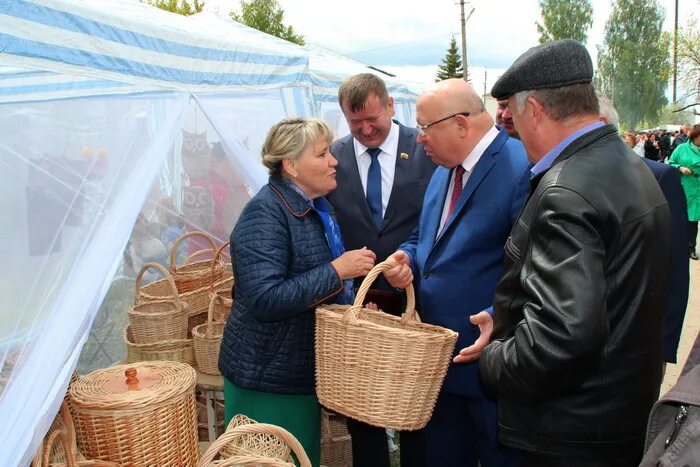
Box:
[203,0,698,95]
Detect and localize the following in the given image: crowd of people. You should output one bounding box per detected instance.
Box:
[217,39,699,467]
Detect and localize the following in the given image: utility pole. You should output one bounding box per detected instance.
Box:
[672,0,679,103]
[459,0,474,82]
[484,67,488,99]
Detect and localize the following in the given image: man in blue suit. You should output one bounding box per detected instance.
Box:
[327,73,436,467]
[386,78,531,466]
[598,94,690,366]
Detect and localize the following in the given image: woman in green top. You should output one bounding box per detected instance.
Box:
[669,124,700,260]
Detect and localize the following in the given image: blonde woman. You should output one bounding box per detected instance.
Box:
[219,118,376,464]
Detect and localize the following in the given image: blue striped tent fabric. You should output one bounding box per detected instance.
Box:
[0,0,312,102]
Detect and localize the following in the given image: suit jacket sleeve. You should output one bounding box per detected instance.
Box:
[480,186,608,401]
[657,167,690,363]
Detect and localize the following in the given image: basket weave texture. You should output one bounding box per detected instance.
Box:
[169,231,227,294]
[123,325,195,364]
[32,399,119,467]
[315,260,458,430]
[199,415,311,467]
[320,410,352,467]
[69,361,198,466]
[128,262,188,343]
[192,294,226,375]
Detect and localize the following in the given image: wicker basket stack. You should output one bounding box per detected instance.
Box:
[315,260,458,430]
[124,263,192,364]
[199,415,311,467]
[69,361,198,466]
[138,232,233,336]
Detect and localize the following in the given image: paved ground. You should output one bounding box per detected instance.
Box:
[661,257,700,394]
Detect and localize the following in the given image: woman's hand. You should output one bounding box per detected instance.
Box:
[331,247,376,280]
[680,166,693,176]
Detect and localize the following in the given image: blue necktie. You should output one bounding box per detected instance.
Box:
[366,147,382,228]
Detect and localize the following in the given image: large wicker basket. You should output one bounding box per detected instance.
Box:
[170,231,227,294]
[192,294,226,375]
[199,415,311,467]
[320,410,352,467]
[123,325,195,365]
[315,260,458,430]
[69,362,198,466]
[128,262,188,343]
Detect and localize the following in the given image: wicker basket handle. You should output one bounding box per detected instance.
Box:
[198,423,311,467]
[209,241,231,294]
[205,294,225,338]
[343,259,418,325]
[169,231,218,273]
[134,262,180,307]
[42,429,76,467]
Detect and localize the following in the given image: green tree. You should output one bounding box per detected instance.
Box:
[597,0,671,129]
[143,0,204,15]
[658,103,695,124]
[436,37,464,82]
[676,17,700,116]
[230,0,305,46]
[536,0,593,44]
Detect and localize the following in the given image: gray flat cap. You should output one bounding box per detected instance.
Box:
[491,39,593,100]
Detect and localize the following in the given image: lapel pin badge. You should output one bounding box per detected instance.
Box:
[400,152,409,160]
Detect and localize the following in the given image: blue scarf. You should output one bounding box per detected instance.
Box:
[285,180,355,305]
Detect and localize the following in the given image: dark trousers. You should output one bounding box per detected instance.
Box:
[346,418,425,467]
[518,451,641,467]
[423,391,516,467]
[689,220,698,250]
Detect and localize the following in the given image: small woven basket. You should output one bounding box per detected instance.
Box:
[128,262,188,343]
[123,325,195,365]
[170,231,227,294]
[199,415,311,467]
[70,362,198,466]
[315,260,458,430]
[320,410,352,467]
[192,294,226,375]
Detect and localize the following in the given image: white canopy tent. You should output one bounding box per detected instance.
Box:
[0,1,419,465]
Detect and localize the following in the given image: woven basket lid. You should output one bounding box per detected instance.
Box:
[69,361,196,410]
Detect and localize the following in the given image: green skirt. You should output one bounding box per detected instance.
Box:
[223,378,321,466]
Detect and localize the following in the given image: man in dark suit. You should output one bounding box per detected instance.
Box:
[598,94,690,366]
[385,78,531,467]
[326,73,436,467]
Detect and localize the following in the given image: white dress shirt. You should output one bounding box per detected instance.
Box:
[438,126,500,235]
[353,122,400,219]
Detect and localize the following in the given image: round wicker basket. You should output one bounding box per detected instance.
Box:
[169,231,227,294]
[199,415,311,467]
[128,263,188,343]
[69,362,198,466]
[315,260,458,430]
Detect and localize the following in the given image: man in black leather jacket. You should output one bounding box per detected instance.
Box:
[479,40,672,466]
